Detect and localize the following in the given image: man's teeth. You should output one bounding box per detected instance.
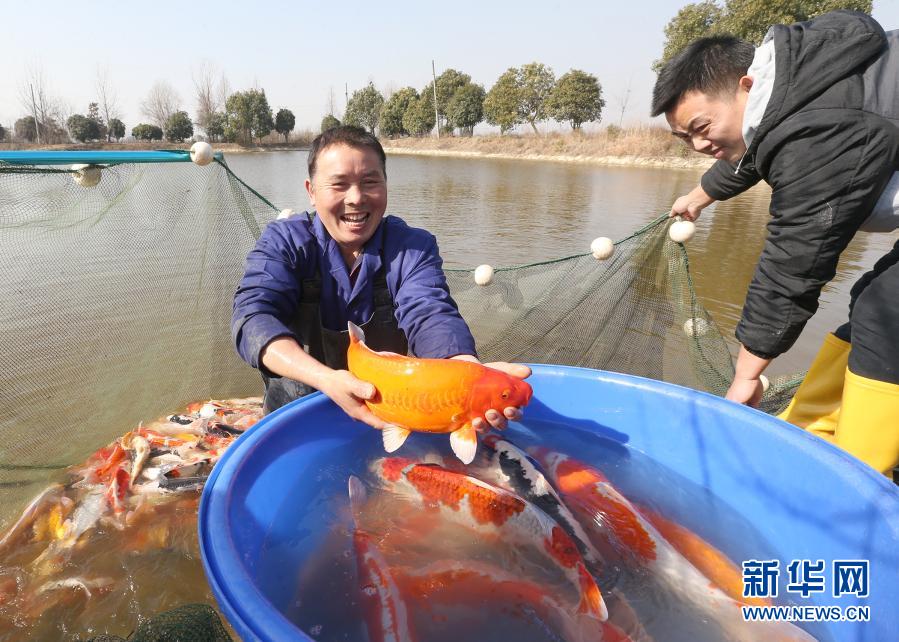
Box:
[343,213,368,223]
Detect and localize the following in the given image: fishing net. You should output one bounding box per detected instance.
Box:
[444,218,801,414]
[85,603,232,641]
[0,151,801,637]
[0,155,272,519]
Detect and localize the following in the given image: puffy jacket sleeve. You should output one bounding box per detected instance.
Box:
[391,228,477,359]
[735,111,898,358]
[700,159,761,201]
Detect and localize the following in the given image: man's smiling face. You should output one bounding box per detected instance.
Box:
[666,80,751,165]
[305,143,387,265]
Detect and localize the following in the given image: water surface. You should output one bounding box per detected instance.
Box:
[225,151,898,376]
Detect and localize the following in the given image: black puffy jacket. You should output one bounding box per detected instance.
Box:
[700,10,899,359]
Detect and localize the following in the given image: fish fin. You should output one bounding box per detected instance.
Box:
[577,563,608,621]
[449,424,478,464]
[382,425,411,453]
[347,321,366,345]
[347,475,367,523]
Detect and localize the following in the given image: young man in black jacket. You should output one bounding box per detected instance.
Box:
[652,10,899,475]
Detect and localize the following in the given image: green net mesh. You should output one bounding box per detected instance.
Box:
[0,155,801,638]
[0,159,273,516]
[443,217,800,413]
[86,603,232,641]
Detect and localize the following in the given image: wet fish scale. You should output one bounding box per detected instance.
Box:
[479,437,605,571]
[555,458,656,562]
[544,527,581,569]
[347,321,532,462]
[405,464,526,527]
[354,530,417,642]
[372,458,608,621]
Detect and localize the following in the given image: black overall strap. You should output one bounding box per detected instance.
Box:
[262,218,409,414]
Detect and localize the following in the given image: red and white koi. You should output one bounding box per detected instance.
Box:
[370,457,608,621]
[395,558,613,642]
[475,435,607,576]
[349,476,417,642]
[532,449,817,642]
[105,467,130,516]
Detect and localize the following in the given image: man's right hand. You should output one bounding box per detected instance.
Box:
[317,369,386,430]
[671,184,715,222]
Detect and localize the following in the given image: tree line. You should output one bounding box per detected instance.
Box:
[4,64,298,146]
[656,0,872,69]
[327,63,605,138]
[0,1,872,145]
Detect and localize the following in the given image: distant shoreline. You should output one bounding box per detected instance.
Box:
[1,132,716,171]
[380,129,714,171]
[383,145,713,170]
[0,141,311,155]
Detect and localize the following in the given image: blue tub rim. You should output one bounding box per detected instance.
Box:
[199,364,898,641]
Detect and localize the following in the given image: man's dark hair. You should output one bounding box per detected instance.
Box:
[307,125,387,179]
[651,36,755,117]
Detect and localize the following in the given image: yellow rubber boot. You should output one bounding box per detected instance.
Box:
[833,369,899,475]
[777,333,850,440]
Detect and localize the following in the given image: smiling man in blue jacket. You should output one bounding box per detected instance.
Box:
[653,11,899,474]
[232,125,529,429]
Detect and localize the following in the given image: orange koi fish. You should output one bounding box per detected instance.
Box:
[532,449,817,642]
[0,485,66,556]
[349,477,418,642]
[347,322,532,464]
[370,458,607,621]
[637,505,769,607]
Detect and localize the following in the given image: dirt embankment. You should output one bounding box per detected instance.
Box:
[383,128,715,170]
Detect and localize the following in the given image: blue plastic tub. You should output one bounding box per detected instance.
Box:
[200,365,899,641]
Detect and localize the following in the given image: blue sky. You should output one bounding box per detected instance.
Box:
[3,1,898,133]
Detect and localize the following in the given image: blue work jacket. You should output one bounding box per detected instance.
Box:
[232,212,476,370]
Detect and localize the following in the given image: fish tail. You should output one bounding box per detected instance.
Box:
[347,321,366,345]
[577,563,608,621]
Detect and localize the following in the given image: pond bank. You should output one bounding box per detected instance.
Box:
[383,145,713,170]
[382,129,714,170]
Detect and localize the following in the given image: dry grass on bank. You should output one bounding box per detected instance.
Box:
[383,126,714,169]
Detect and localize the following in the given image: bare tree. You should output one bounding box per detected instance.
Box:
[327,86,338,118]
[193,61,220,136]
[217,72,231,111]
[141,80,181,128]
[615,75,633,128]
[95,66,120,141]
[18,63,69,143]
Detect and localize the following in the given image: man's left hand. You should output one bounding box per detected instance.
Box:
[451,357,532,431]
[726,376,764,407]
[478,361,532,430]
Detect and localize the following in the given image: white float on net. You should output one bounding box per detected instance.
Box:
[474,264,494,286]
[683,317,710,337]
[760,374,770,393]
[277,209,296,220]
[590,237,614,260]
[190,141,214,166]
[71,164,101,187]
[669,218,696,243]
